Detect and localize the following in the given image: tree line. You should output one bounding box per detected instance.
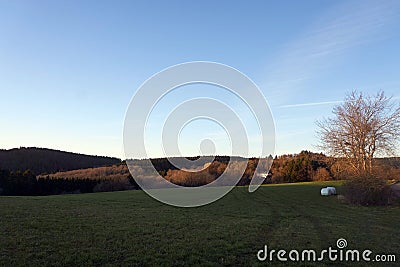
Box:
[1,153,399,196]
[0,169,138,196]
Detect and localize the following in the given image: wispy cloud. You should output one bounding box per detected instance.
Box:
[263,0,400,106]
[279,95,400,109]
[279,100,343,109]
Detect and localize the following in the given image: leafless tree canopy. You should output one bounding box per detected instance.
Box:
[317,91,400,174]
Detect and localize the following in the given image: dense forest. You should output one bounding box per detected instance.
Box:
[0,169,139,196]
[0,147,121,174]
[1,150,399,196]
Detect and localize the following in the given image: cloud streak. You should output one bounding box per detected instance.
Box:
[279,95,400,109]
[279,100,343,109]
[263,0,400,106]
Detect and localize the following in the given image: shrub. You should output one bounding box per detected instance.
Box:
[343,174,396,206]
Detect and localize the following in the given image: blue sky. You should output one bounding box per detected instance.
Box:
[1,0,400,158]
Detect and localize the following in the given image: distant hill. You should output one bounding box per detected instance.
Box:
[0,147,121,175]
[38,156,244,180]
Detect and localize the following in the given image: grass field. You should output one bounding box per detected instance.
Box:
[0,181,399,266]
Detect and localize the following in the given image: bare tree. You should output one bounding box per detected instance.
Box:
[317,91,400,174]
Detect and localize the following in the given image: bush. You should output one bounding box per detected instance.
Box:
[343,174,396,206]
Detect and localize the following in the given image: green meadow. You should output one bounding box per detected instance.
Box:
[1,181,399,266]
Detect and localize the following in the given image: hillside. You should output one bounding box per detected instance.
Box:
[39,163,130,181]
[0,182,399,266]
[40,152,400,186]
[0,147,120,175]
[40,156,245,181]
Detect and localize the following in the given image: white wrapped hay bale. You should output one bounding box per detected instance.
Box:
[320,187,329,196]
[321,186,337,196]
[327,187,336,195]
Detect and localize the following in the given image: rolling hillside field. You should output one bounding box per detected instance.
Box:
[0,181,399,266]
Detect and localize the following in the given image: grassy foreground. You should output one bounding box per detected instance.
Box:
[0,181,399,266]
